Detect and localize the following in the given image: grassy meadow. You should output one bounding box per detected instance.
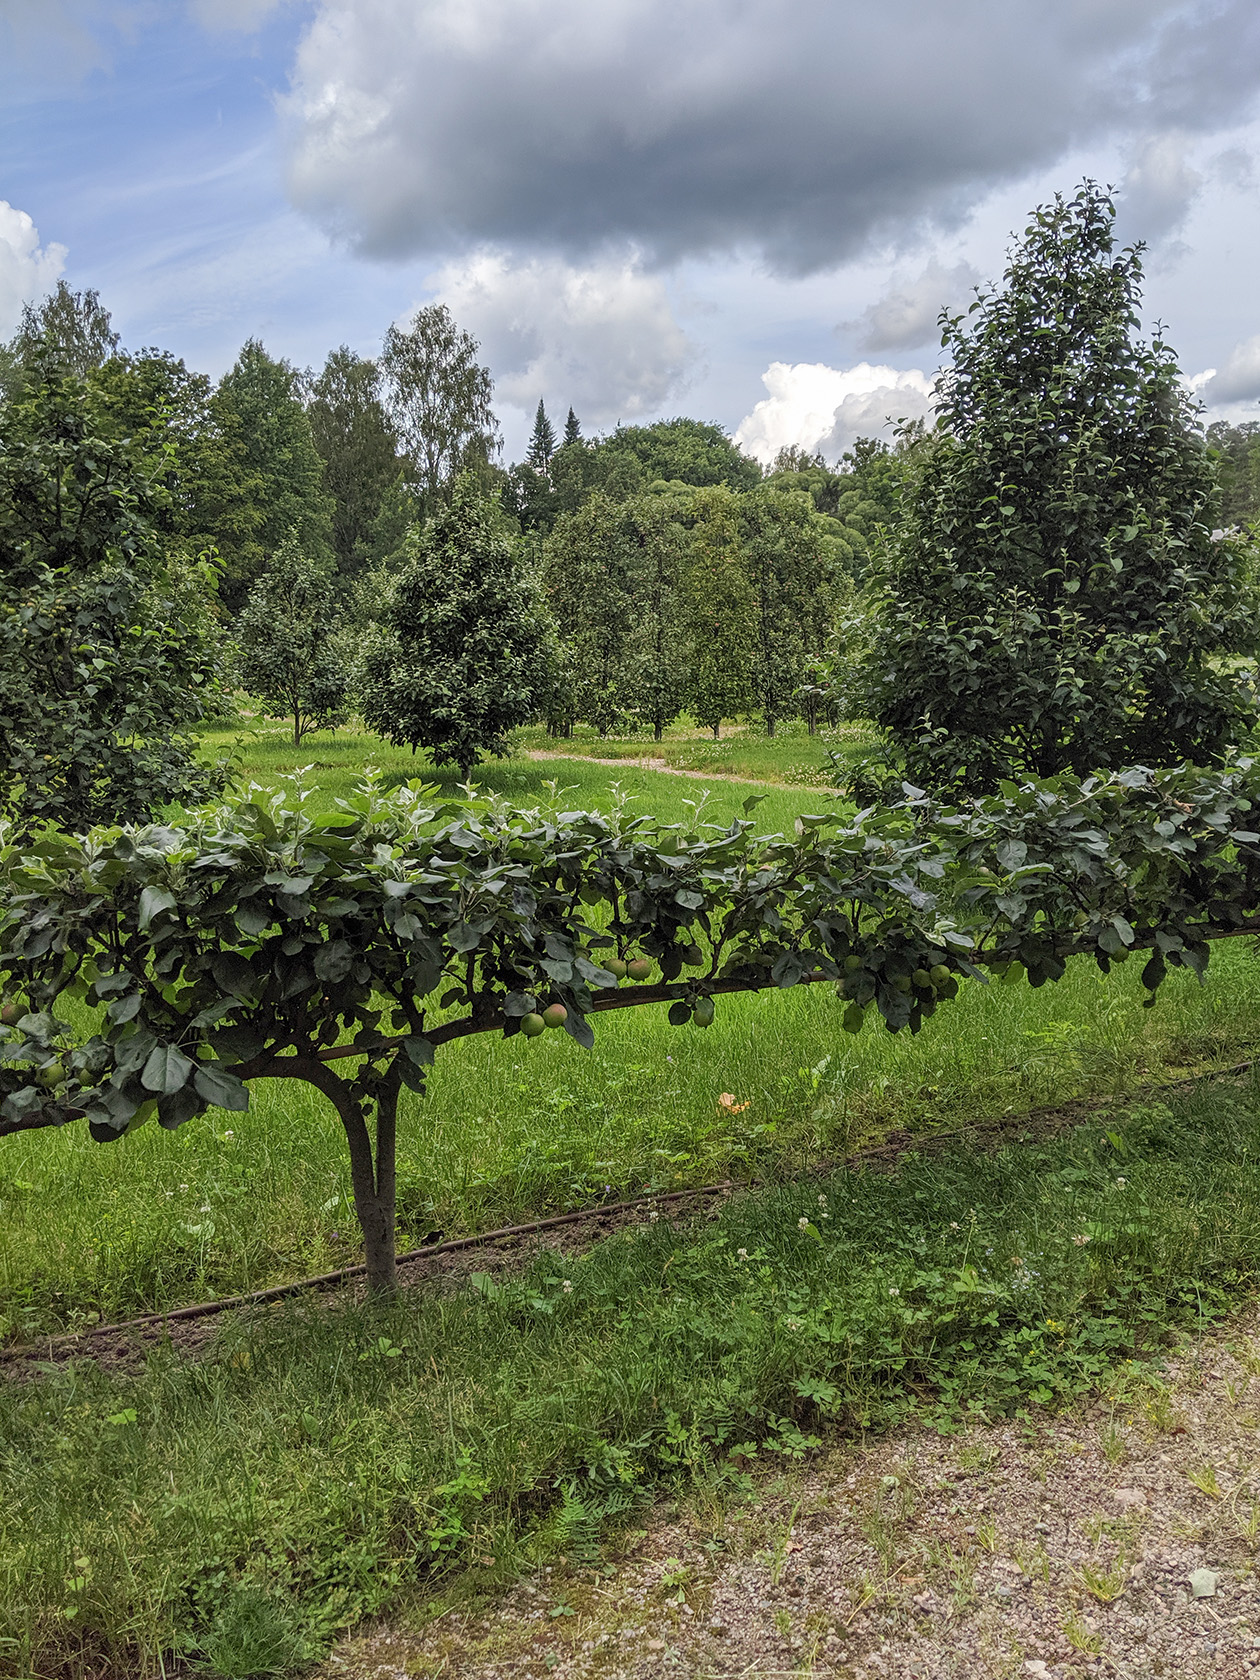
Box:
[9,715,1260,1676]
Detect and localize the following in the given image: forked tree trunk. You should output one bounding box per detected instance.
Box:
[307,1060,401,1294]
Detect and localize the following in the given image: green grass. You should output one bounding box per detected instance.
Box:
[7,716,1260,1338]
[5,1079,1260,1678]
[5,939,1260,1340]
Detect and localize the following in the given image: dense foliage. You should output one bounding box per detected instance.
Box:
[361,475,550,775]
[5,755,1260,1289]
[235,531,350,745]
[859,185,1255,792]
[0,359,219,831]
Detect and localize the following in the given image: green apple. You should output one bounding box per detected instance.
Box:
[542,1003,568,1029]
[520,1013,546,1038]
[606,957,628,979]
[693,996,715,1028]
[626,957,652,982]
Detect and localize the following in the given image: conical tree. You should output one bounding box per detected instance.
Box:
[527,399,557,472]
[362,475,549,775]
[860,183,1254,791]
[563,406,582,446]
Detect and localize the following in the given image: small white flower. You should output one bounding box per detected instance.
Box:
[561,1280,573,1294]
[817,1194,828,1207]
[949,1221,959,1230]
[1115,1177,1127,1188]
[888,1287,900,1297]
[1073,1234,1091,1246]
[199,1204,211,1214]
[798,1216,810,1230]
[649,1210,660,1223]
[737,1247,749,1260]
[223,1130,234,1140]
[785,1318,801,1331]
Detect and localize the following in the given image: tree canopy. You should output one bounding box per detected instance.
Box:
[858,183,1254,792]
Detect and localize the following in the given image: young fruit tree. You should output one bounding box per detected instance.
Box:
[5,762,1260,1294]
[361,473,550,775]
[859,183,1255,793]
[236,530,350,746]
[0,354,219,832]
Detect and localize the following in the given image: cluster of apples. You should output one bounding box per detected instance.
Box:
[517,952,660,1040]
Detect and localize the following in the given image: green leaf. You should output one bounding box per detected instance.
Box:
[141,1043,194,1096]
[193,1063,250,1112]
[138,886,176,930]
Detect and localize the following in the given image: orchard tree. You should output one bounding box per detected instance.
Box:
[682,486,756,737]
[622,497,689,740]
[362,474,548,774]
[307,347,402,575]
[381,306,498,511]
[0,356,217,830]
[739,487,836,736]
[542,492,643,734]
[861,184,1255,792]
[236,532,349,746]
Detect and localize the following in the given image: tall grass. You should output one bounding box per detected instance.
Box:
[4,1079,1258,1678]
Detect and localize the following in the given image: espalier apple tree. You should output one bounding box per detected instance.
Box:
[5,763,1260,1293]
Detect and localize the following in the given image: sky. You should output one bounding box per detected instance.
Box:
[2,0,1260,463]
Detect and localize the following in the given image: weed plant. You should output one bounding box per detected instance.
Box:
[3,1080,1259,1676]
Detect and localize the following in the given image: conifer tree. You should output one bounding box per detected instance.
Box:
[527,399,557,471]
[563,406,582,446]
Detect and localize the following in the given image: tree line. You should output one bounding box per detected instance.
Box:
[3,178,1259,834]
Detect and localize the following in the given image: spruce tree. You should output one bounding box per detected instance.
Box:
[527,399,557,472]
[861,184,1254,791]
[563,407,582,446]
[361,475,548,775]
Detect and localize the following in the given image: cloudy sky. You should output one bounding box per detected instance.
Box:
[3,0,1260,461]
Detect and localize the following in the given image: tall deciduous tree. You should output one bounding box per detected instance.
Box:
[380,305,498,511]
[362,475,548,775]
[542,492,643,735]
[682,487,756,738]
[209,340,336,608]
[306,347,402,575]
[739,487,835,736]
[861,184,1255,791]
[236,532,350,746]
[2,281,119,395]
[0,359,216,830]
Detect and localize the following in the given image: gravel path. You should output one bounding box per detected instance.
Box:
[323,1306,1260,1680]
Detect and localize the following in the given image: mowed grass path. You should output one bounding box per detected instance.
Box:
[4,717,1260,1339]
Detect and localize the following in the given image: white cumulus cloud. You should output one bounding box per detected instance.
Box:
[0,202,66,337]
[429,249,696,431]
[735,362,935,465]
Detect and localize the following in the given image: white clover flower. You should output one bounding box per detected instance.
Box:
[818,1194,828,1207]
[798,1216,810,1230]
[1115,1177,1127,1188]
[561,1280,573,1294]
[737,1248,749,1260]
[949,1221,959,1230]
[1073,1234,1091,1246]
[888,1287,900,1297]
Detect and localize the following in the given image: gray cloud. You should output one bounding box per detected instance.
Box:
[429,250,696,429]
[845,259,982,352]
[1200,335,1260,403]
[283,0,1260,275]
[1115,130,1204,247]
